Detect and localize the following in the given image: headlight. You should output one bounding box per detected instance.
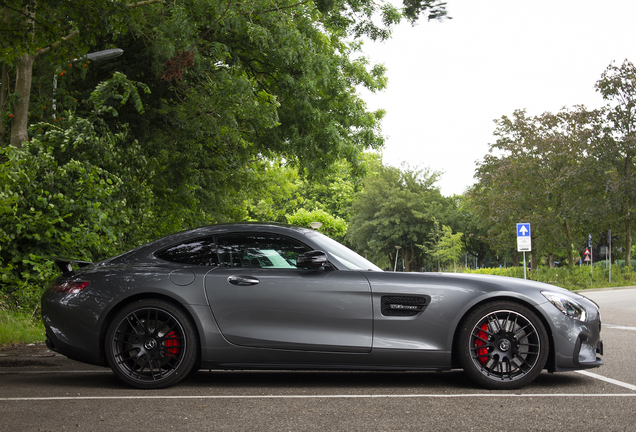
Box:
[542,291,587,321]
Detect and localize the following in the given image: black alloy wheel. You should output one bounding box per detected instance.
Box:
[457,301,549,390]
[105,299,198,389]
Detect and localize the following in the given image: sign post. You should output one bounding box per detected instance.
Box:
[517,223,531,280]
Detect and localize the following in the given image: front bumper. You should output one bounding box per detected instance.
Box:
[540,300,604,372]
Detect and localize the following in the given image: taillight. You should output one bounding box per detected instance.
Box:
[50,281,90,293]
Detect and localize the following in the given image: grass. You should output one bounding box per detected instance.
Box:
[0,309,45,345]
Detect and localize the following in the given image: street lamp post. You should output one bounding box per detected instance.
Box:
[394,246,402,272]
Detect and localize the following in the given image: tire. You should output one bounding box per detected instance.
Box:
[105,299,199,389]
[457,301,549,390]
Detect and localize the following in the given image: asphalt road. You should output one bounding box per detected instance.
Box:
[1,288,635,431]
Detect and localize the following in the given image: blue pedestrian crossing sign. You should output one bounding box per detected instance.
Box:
[517,223,531,251]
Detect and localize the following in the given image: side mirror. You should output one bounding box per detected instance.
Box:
[297,250,330,269]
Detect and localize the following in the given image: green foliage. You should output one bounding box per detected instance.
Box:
[286,208,348,242]
[245,156,374,224]
[593,59,636,265]
[612,259,636,268]
[347,163,451,271]
[471,106,610,270]
[245,159,302,223]
[40,0,398,230]
[320,0,447,42]
[0,100,149,310]
[0,0,135,64]
[463,265,636,291]
[468,59,636,271]
[89,71,150,116]
[294,158,364,220]
[455,194,492,267]
[422,223,464,271]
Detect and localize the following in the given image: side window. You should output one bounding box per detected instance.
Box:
[155,238,220,266]
[217,234,311,269]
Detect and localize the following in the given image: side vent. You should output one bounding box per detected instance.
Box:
[381,296,429,317]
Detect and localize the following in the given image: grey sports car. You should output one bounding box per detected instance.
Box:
[42,223,603,389]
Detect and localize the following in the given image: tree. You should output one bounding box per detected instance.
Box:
[2,0,452,233]
[427,224,464,272]
[0,0,159,147]
[455,193,493,268]
[594,59,636,267]
[471,108,601,269]
[35,0,391,231]
[1,0,447,148]
[347,163,449,271]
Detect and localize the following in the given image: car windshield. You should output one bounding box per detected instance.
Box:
[306,231,382,271]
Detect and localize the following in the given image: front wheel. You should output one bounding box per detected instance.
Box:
[457,301,549,390]
[105,299,199,389]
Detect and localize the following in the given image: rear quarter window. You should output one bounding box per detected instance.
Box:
[155,238,220,266]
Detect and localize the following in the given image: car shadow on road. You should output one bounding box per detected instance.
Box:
[2,367,592,393]
[177,369,591,393]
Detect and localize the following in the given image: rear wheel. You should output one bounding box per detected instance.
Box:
[457,301,549,390]
[105,299,198,389]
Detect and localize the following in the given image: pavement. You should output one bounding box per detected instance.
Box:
[0,342,59,367]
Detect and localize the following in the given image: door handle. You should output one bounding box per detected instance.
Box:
[228,275,260,286]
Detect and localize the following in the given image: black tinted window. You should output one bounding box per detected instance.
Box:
[156,238,219,266]
[217,234,310,268]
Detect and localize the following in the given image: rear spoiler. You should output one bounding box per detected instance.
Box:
[52,258,93,275]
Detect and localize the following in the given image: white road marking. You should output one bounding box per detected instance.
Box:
[604,324,636,331]
[576,370,636,391]
[1,393,636,402]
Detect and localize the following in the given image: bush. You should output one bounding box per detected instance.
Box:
[0,115,137,312]
[613,259,636,269]
[0,74,156,314]
[286,208,348,242]
[463,265,635,290]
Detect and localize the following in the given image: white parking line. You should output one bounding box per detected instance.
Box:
[1,393,636,402]
[604,324,636,331]
[576,370,636,391]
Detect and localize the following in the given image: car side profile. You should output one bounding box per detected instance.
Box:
[42,223,603,389]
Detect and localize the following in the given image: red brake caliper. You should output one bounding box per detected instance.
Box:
[165,331,180,355]
[475,323,489,365]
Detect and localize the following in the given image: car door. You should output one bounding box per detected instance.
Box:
[204,233,373,353]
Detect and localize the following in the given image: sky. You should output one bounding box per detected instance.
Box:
[359,0,636,196]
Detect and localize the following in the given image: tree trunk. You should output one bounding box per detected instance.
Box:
[403,246,413,272]
[0,62,9,145]
[530,236,537,270]
[10,53,36,148]
[625,206,632,267]
[1,6,9,146]
[511,248,519,267]
[564,219,574,268]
